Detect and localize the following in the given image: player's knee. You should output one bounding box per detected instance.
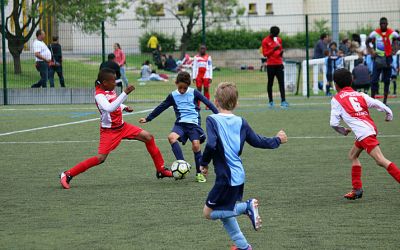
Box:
[168,134,177,144]
[192,142,200,152]
[97,154,107,164]
[141,131,154,142]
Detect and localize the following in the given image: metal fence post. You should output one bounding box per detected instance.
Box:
[1,0,7,105]
[201,0,206,45]
[305,14,310,98]
[101,21,105,63]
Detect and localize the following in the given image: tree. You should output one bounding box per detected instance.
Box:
[0,0,130,74]
[135,0,244,58]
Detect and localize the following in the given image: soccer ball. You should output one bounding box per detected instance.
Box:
[171,160,191,180]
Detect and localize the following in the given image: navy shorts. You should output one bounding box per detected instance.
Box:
[172,123,205,145]
[205,183,244,211]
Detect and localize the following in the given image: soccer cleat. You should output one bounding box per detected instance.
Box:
[246,199,262,231]
[60,172,73,189]
[344,188,363,200]
[268,101,274,108]
[280,101,289,108]
[195,173,207,183]
[156,168,173,179]
[230,244,252,250]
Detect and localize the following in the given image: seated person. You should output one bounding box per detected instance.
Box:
[165,55,178,72]
[139,60,152,81]
[149,70,168,82]
[352,58,371,93]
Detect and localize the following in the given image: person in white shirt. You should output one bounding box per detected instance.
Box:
[31,29,52,88]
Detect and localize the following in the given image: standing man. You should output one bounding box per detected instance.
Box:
[366,17,400,105]
[48,36,65,88]
[31,29,52,88]
[262,26,288,108]
[192,44,212,103]
[313,33,329,59]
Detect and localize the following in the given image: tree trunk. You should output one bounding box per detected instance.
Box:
[8,38,25,75]
[180,32,192,59]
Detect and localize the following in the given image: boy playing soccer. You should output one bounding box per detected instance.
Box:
[192,44,212,103]
[200,82,287,250]
[60,68,172,189]
[139,71,218,182]
[330,68,400,199]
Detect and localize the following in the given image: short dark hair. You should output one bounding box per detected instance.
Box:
[36,29,43,37]
[96,68,116,85]
[107,53,116,60]
[175,71,191,86]
[380,17,388,24]
[333,68,352,88]
[270,26,280,36]
[329,42,337,48]
[52,36,59,42]
[320,33,327,40]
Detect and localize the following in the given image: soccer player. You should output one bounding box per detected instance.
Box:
[330,68,400,200]
[60,68,172,189]
[139,71,218,183]
[192,44,212,104]
[200,82,287,250]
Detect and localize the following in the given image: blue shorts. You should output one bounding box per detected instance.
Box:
[172,123,205,145]
[205,183,244,211]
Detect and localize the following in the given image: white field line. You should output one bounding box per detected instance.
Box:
[1,134,400,144]
[0,109,153,137]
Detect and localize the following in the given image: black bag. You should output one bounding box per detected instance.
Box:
[374,56,389,69]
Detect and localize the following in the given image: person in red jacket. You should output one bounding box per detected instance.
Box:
[262,26,289,108]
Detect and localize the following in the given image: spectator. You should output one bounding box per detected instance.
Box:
[325,42,345,96]
[150,70,168,81]
[113,43,128,87]
[147,34,159,52]
[48,35,65,88]
[139,60,152,80]
[350,33,362,54]
[99,53,121,87]
[262,26,288,108]
[366,17,400,104]
[165,55,178,72]
[31,29,52,88]
[339,38,351,56]
[313,33,329,59]
[352,58,371,93]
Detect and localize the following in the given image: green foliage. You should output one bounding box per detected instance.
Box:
[139,32,177,53]
[312,18,331,34]
[185,28,321,50]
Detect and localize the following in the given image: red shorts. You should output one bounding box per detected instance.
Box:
[196,77,211,88]
[354,135,380,154]
[98,123,143,154]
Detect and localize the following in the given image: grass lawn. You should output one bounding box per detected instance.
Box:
[0,98,399,249]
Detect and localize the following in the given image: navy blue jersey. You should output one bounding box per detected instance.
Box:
[146,87,218,125]
[201,113,281,186]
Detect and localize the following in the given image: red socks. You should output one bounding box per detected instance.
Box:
[387,162,400,183]
[351,165,362,189]
[145,137,165,172]
[66,156,100,177]
[204,90,210,100]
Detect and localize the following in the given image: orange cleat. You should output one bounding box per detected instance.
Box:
[156,167,173,179]
[344,188,363,200]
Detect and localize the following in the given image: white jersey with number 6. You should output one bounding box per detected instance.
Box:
[330,87,393,141]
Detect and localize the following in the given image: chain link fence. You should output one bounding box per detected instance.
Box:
[1,9,399,105]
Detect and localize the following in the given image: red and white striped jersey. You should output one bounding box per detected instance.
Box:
[192,54,212,79]
[330,87,393,141]
[95,86,127,129]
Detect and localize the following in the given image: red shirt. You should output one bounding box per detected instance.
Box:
[261,35,283,65]
[114,48,126,66]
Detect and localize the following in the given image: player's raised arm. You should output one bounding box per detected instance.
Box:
[194,89,218,113]
[243,119,282,149]
[144,94,174,122]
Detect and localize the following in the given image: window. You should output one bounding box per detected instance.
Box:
[150,3,165,16]
[248,3,257,15]
[177,3,186,15]
[266,3,273,15]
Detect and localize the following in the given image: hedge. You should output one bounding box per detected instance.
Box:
[139,32,176,53]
